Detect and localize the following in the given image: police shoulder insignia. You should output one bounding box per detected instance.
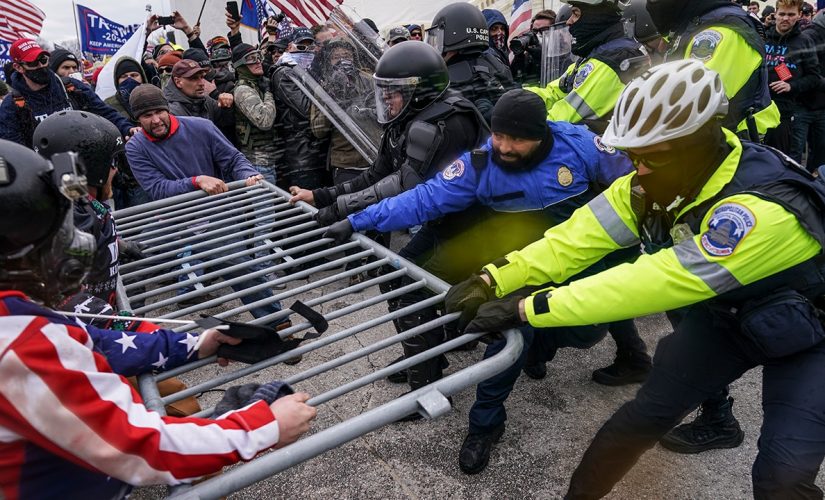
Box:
[573,62,594,89]
[557,166,574,187]
[690,30,723,62]
[442,159,465,181]
[593,136,616,155]
[700,203,756,257]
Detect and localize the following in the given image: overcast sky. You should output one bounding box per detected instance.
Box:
[36,0,174,43]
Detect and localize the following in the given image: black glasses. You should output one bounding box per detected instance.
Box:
[158,66,173,74]
[22,54,49,69]
[295,42,315,51]
[627,150,672,170]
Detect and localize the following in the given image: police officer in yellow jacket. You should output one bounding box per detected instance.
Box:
[527,0,647,133]
[446,60,825,498]
[646,0,781,139]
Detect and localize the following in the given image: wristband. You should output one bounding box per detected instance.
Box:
[192,176,200,188]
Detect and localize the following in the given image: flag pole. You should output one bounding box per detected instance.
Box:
[72,1,83,57]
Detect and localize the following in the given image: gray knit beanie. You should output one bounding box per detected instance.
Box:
[128,83,169,118]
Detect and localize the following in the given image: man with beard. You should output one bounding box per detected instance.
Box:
[448,58,825,500]
[231,43,278,183]
[0,39,134,148]
[644,0,784,454]
[322,92,635,463]
[527,0,648,134]
[163,59,235,137]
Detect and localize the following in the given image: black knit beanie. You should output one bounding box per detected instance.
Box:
[115,59,142,82]
[49,49,78,73]
[491,89,548,140]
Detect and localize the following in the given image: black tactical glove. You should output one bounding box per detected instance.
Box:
[314,204,341,226]
[323,218,353,243]
[444,274,496,331]
[464,295,525,334]
[120,240,146,263]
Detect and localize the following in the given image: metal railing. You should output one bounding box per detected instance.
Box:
[113,181,522,499]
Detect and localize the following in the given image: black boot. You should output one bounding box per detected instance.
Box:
[591,350,652,386]
[385,355,408,384]
[522,340,547,380]
[659,396,744,454]
[459,423,506,474]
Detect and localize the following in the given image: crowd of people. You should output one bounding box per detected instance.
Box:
[1,0,825,498]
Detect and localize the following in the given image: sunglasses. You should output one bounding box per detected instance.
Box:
[295,41,315,51]
[22,54,49,69]
[158,66,173,74]
[627,150,672,170]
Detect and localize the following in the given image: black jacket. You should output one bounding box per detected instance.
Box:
[446,48,516,124]
[765,23,822,110]
[802,16,825,110]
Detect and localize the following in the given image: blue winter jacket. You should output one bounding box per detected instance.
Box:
[349,120,633,233]
[0,71,133,145]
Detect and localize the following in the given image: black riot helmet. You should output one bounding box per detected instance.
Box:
[645,0,690,35]
[373,41,450,124]
[0,139,96,306]
[33,110,125,188]
[622,0,659,42]
[426,3,490,54]
[556,4,575,24]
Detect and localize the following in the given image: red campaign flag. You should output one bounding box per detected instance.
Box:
[268,0,343,28]
[0,0,46,42]
[774,63,793,82]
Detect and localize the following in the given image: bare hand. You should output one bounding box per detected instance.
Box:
[197,175,228,195]
[203,78,217,95]
[217,92,234,108]
[197,328,241,366]
[225,11,241,34]
[172,10,190,32]
[270,393,317,448]
[769,80,791,94]
[246,174,264,186]
[191,24,201,38]
[146,15,159,36]
[289,186,315,205]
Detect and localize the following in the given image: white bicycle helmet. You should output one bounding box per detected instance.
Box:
[602,59,729,149]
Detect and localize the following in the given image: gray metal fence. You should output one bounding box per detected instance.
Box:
[113,181,522,499]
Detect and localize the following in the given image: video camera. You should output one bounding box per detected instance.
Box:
[509,32,539,55]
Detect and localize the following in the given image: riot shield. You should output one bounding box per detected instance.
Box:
[283,5,385,164]
[539,24,574,88]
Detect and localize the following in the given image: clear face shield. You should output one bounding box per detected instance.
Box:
[373,75,418,124]
[425,25,445,54]
[539,24,574,87]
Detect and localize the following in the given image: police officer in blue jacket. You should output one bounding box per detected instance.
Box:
[325,90,639,470]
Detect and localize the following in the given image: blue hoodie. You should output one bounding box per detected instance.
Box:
[0,70,133,146]
[483,9,510,66]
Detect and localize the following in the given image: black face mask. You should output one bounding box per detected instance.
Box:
[569,8,623,57]
[636,124,730,210]
[646,0,729,35]
[25,67,52,85]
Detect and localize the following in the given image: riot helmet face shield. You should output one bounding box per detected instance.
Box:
[425,25,445,54]
[373,76,418,123]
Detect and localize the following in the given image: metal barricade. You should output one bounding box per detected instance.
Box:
[113,181,522,499]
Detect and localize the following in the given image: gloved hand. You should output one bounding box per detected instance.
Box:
[259,75,271,93]
[314,204,341,226]
[120,240,146,263]
[444,274,495,331]
[464,295,525,334]
[323,218,353,243]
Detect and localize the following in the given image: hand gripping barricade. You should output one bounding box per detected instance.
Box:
[111,180,522,499]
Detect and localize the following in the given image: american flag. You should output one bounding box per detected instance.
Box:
[509,0,533,42]
[0,0,46,42]
[268,0,343,28]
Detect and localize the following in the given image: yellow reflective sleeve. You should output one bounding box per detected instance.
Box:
[736,101,781,134]
[684,27,760,99]
[525,74,569,111]
[524,193,822,328]
[483,173,640,298]
[547,59,625,123]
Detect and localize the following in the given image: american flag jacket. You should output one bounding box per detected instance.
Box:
[0,291,280,499]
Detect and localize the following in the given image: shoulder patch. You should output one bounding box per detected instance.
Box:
[557,166,574,187]
[573,62,594,89]
[593,136,616,155]
[442,159,465,181]
[700,203,756,257]
[690,30,723,62]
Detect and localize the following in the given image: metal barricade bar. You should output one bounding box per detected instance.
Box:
[112,182,522,499]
